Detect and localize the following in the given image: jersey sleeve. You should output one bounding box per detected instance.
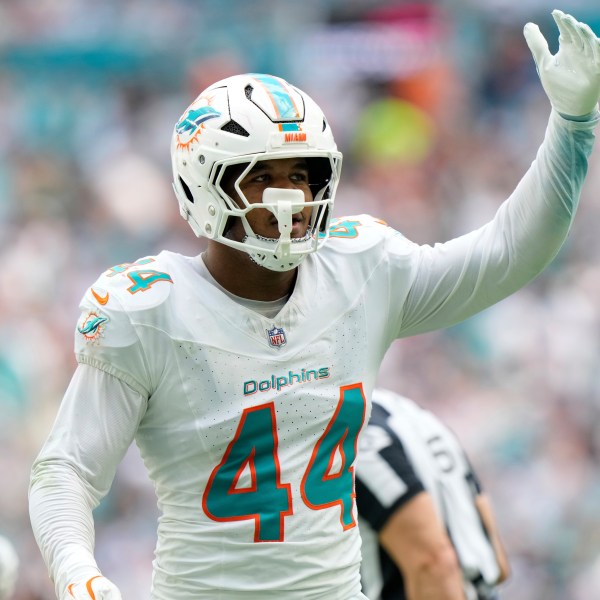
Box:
[356,403,425,532]
[390,110,599,337]
[29,364,147,598]
[74,266,161,397]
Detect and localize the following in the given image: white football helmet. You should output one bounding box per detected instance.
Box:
[171,73,343,271]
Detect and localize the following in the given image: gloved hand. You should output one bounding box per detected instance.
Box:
[65,575,122,600]
[524,9,600,117]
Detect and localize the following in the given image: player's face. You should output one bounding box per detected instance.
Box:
[224,158,314,241]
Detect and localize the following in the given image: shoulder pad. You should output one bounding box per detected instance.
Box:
[326,214,405,253]
[83,253,176,312]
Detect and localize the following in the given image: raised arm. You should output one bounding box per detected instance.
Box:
[397,11,600,337]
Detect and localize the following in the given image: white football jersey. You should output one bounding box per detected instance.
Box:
[356,390,501,600]
[29,112,598,599]
[72,217,409,600]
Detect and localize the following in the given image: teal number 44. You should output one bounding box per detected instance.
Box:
[203,403,292,542]
[203,384,366,542]
[301,384,365,530]
[105,258,173,294]
[127,269,173,294]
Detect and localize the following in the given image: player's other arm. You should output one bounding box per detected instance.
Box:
[29,365,146,599]
[379,492,466,600]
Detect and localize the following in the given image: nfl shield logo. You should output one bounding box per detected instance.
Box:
[267,326,287,349]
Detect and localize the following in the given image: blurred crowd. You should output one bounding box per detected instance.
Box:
[1,1,600,599]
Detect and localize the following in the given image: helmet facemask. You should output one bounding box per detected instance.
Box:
[208,155,338,271]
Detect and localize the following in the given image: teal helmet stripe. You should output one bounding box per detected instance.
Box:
[250,74,300,121]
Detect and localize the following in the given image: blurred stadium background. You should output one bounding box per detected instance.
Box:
[1,0,600,598]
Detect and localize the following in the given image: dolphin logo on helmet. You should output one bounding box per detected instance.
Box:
[175,99,221,149]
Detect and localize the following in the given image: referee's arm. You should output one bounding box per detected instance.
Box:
[357,410,467,600]
[474,493,511,584]
[378,491,466,600]
[466,464,511,586]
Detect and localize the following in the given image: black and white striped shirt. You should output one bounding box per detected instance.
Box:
[356,389,501,600]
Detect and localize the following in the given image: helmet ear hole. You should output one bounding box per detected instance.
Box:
[179,177,194,203]
[221,120,250,137]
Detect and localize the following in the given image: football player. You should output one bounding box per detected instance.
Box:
[356,389,510,600]
[29,10,599,600]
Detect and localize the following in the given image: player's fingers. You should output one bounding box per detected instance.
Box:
[571,18,592,55]
[579,23,600,67]
[553,10,574,45]
[592,34,600,70]
[523,23,550,68]
[564,14,584,49]
[91,578,122,600]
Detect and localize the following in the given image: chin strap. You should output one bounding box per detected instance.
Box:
[241,228,314,271]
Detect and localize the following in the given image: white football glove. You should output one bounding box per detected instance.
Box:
[65,575,122,600]
[524,9,600,117]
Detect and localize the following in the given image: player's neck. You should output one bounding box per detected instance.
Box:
[202,244,297,301]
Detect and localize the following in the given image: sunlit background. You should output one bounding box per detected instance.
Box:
[1,1,600,598]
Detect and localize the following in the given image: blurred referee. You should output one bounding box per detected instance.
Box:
[356,389,510,600]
